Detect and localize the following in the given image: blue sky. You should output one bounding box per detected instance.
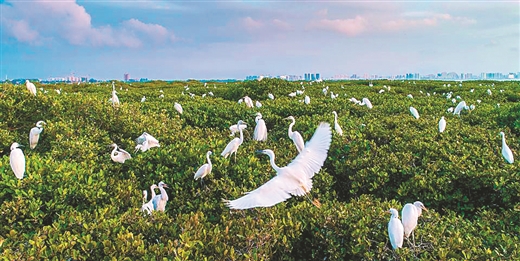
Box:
[1,0,518,80]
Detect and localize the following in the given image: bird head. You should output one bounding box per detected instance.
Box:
[414,201,428,211]
[10,142,23,150]
[158,181,168,188]
[207,151,213,156]
[36,121,47,127]
[108,143,117,148]
[284,116,295,121]
[499,131,505,137]
[237,120,245,126]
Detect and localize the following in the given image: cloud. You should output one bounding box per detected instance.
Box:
[308,16,367,36]
[1,0,175,48]
[242,17,264,31]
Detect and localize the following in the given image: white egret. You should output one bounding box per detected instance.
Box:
[289,92,296,97]
[152,181,169,212]
[26,80,37,96]
[379,89,385,94]
[141,184,157,215]
[500,132,514,164]
[407,94,413,99]
[447,107,454,113]
[255,101,262,108]
[10,142,26,179]
[359,98,373,109]
[111,82,120,106]
[402,201,428,244]
[409,107,419,119]
[141,96,146,102]
[332,111,343,136]
[453,101,467,116]
[221,120,246,161]
[438,117,446,133]
[194,151,213,182]
[243,96,254,108]
[29,120,46,149]
[109,143,132,163]
[229,123,247,136]
[304,95,310,104]
[174,102,183,114]
[268,93,275,100]
[253,113,268,141]
[388,208,404,250]
[285,116,305,153]
[487,89,492,95]
[224,122,332,209]
[349,97,360,104]
[134,132,160,152]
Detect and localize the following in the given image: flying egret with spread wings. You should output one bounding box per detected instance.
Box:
[285,116,305,153]
[134,132,160,152]
[253,113,268,141]
[224,122,332,209]
[10,142,26,179]
[29,120,46,149]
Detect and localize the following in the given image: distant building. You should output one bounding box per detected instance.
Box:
[124,73,130,81]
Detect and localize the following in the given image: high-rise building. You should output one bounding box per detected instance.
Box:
[124,73,130,81]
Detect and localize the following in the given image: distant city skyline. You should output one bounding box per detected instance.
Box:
[1,1,518,80]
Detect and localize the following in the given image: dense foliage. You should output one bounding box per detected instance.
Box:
[0,79,519,260]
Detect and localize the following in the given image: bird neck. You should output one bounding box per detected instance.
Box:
[502,135,506,145]
[288,120,295,136]
[239,126,244,143]
[268,154,281,172]
[206,153,212,165]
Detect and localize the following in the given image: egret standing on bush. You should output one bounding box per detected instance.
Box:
[253,113,268,141]
[109,143,132,163]
[224,122,331,209]
[332,111,343,136]
[111,82,120,106]
[141,184,157,215]
[194,151,213,183]
[409,107,419,119]
[285,116,304,153]
[438,117,446,133]
[26,80,36,96]
[29,120,46,149]
[174,102,183,114]
[10,142,26,179]
[402,201,428,245]
[134,132,160,152]
[387,208,404,250]
[152,181,169,212]
[221,120,246,161]
[500,132,514,164]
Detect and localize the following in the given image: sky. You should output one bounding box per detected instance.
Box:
[1,0,518,80]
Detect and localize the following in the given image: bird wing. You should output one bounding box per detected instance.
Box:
[118,148,132,160]
[29,127,41,149]
[254,120,267,141]
[287,122,332,179]
[194,164,209,179]
[221,138,239,157]
[225,174,297,209]
[10,149,25,179]
[144,134,160,148]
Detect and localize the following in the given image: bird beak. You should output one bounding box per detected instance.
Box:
[422,207,428,212]
[255,150,264,154]
[163,184,169,188]
[284,117,290,120]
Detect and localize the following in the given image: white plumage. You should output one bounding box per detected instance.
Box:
[194,151,213,181]
[111,82,120,106]
[10,142,25,179]
[268,93,274,100]
[438,116,446,133]
[332,111,343,136]
[221,120,245,161]
[304,95,310,104]
[26,80,37,96]
[500,132,514,164]
[285,116,305,153]
[229,123,247,136]
[134,132,160,152]
[152,181,169,212]
[243,96,254,108]
[174,102,183,114]
[402,201,427,240]
[109,143,132,163]
[359,98,373,109]
[453,101,467,116]
[388,208,404,250]
[29,120,46,149]
[141,184,157,215]
[225,122,332,209]
[253,113,268,141]
[409,107,419,119]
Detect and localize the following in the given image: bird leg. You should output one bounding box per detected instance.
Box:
[301,185,321,208]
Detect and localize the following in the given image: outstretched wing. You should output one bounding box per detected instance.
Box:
[287,122,332,179]
[225,174,298,209]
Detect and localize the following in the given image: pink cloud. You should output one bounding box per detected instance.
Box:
[242,17,263,31]
[4,19,39,43]
[309,16,367,36]
[271,19,291,31]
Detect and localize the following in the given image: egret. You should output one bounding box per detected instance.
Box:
[487,89,492,95]
[141,96,146,102]
[447,107,454,113]
[438,117,446,133]
[10,142,25,179]
[379,89,385,94]
[285,116,305,153]
[243,96,254,108]
[194,151,213,182]
[152,181,169,212]
[304,95,310,104]
[407,94,413,99]
[109,143,132,163]
[388,208,404,250]
[224,122,332,209]
[453,101,467,116]
[500,132,514,164]
[402,201,428,244]
[174,102,183,114]
[268,93,275,100]
[26,80,37,96]
[359,98,373,109]
[349,97,360,104]
[409,107,419,119]
[289,92,297,97]
[253,113,268,141]
[111,82,120,106]
[229,123,247,136]
[134,132,160,152]
[255,101,262,108]
[221,120,246,161]
[332,111,343,136]
[29,120,46,149]
[141,184,157,215]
